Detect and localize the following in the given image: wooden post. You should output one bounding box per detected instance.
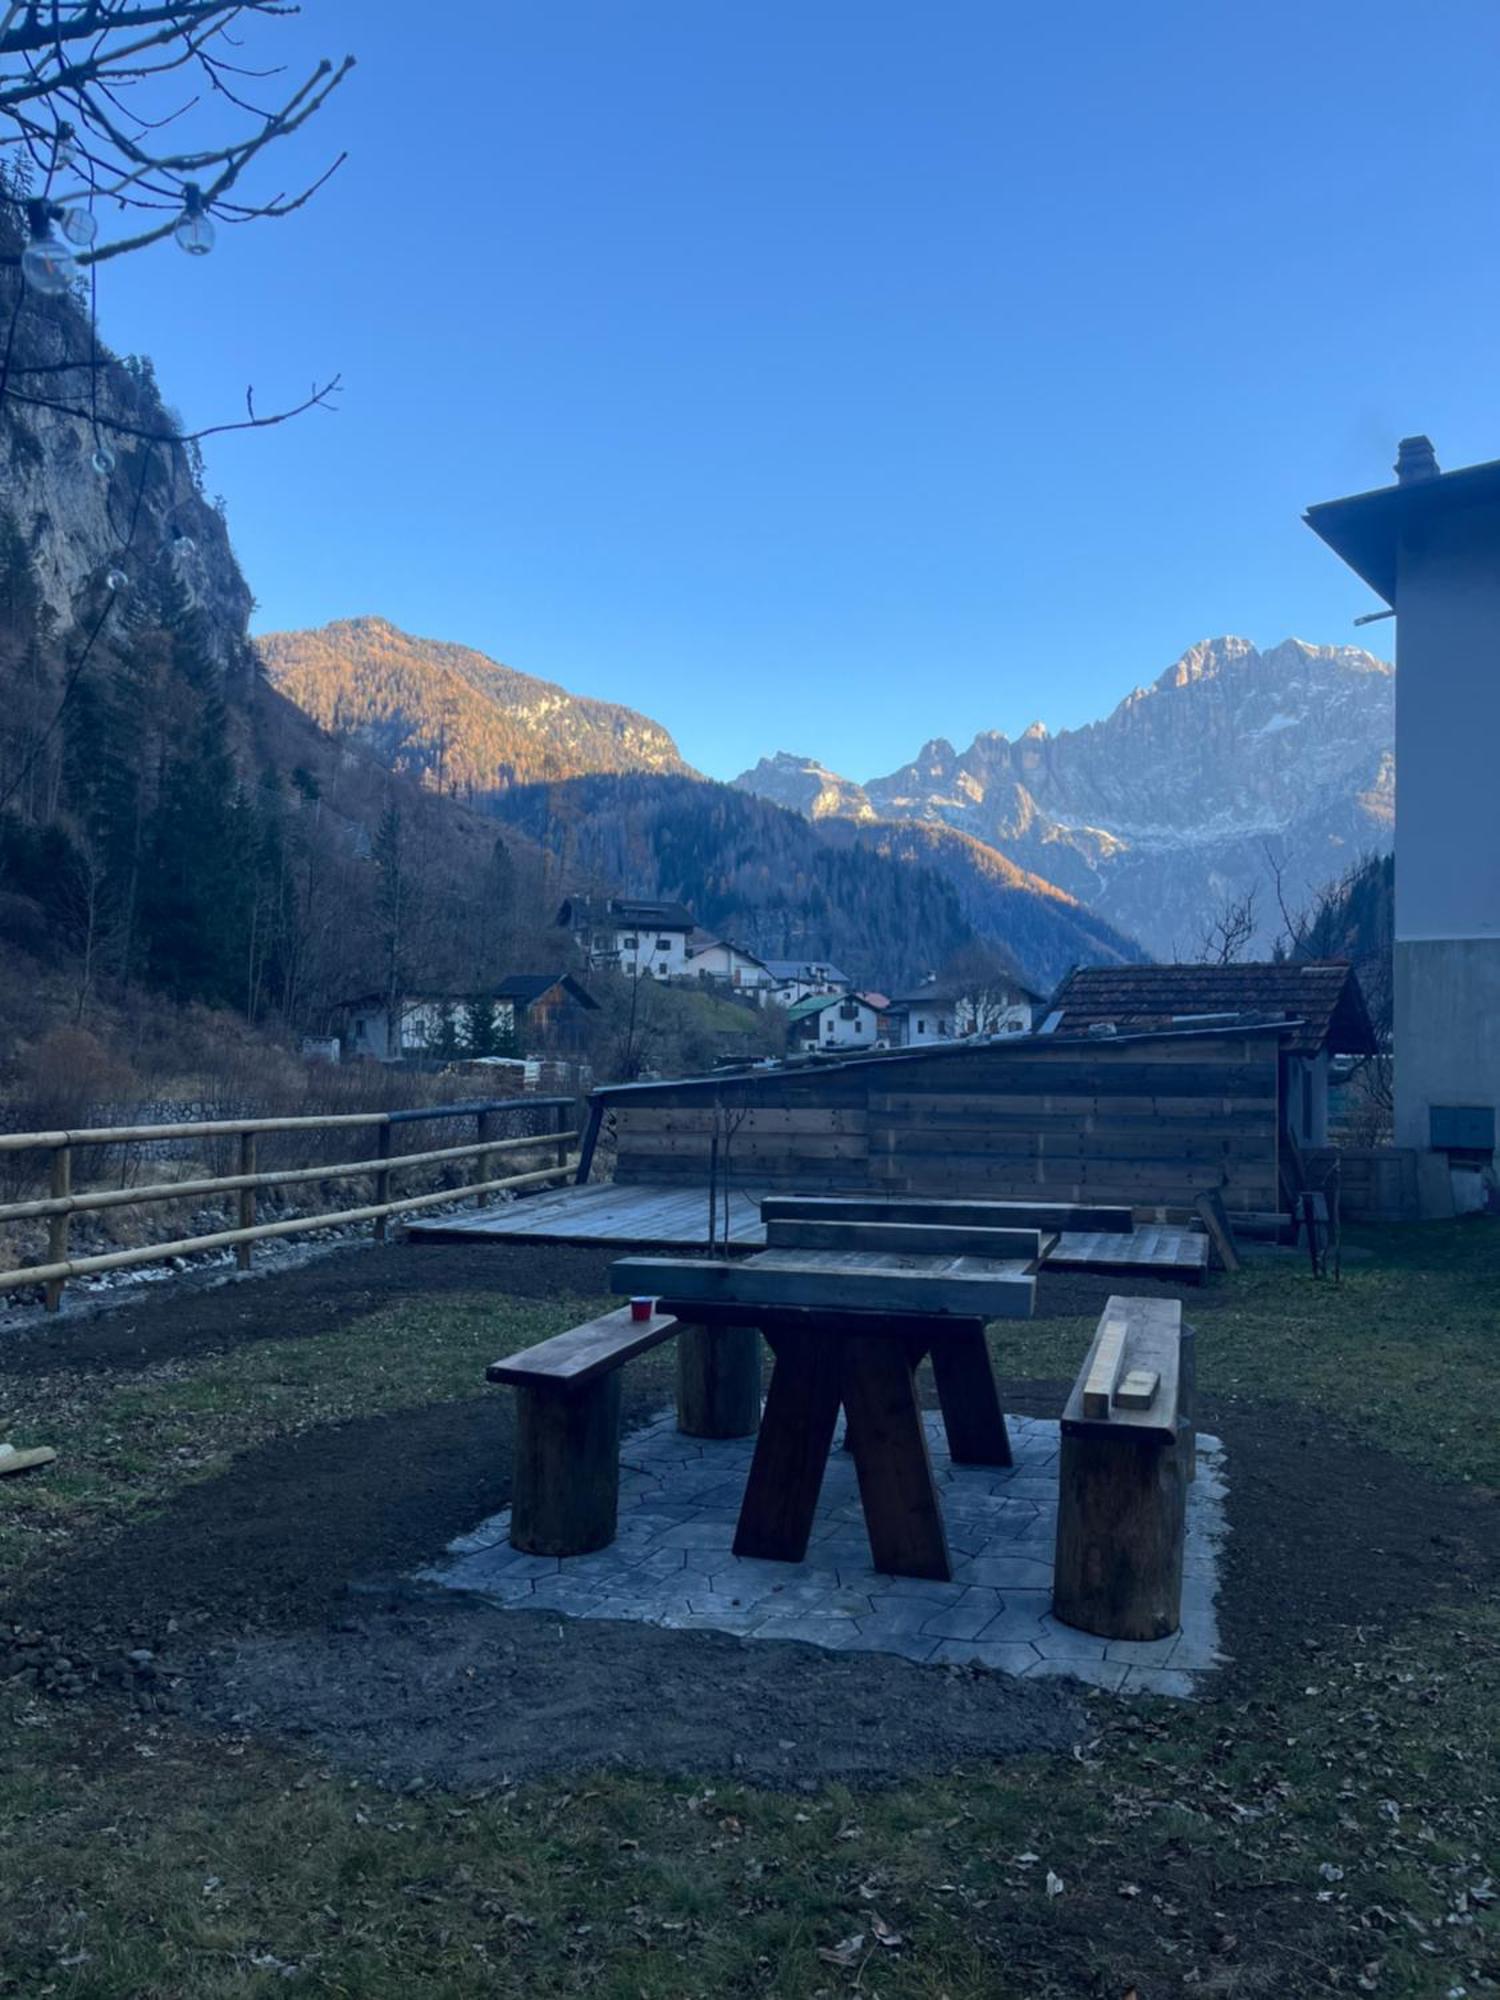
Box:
[235,1131,256,1271]
[509,1374,623,1556]
[1053,1429,1186,1641]
[476,1109,497,1209]
[676,1324,761,1438]
[373,1122,392,1241]
[44,1144,70,1314]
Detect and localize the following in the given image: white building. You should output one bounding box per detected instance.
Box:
[556,897,697,981]
[886,974,1039,1047]
[761,959,852,1007]
[1307,438,1500,1191]
[787,992,880,1052]
[685,933,778,1000]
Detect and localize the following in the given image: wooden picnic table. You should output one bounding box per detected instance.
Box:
[610,1235,1037,1582]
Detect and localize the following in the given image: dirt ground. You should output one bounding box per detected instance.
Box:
[4,1238,1496,1791]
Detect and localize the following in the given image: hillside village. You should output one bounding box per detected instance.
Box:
[339,892,1043,1076]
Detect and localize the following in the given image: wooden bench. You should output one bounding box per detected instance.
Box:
[487,1306,682,1556]
[1052,1295,1190,1642]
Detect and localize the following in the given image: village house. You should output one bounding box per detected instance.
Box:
[1307,438,1500,1199]
[556,896,697,980]
[886,972,1040,1047]
[1045,960,1377,1147]
[786,991,882,1053]
[340,974,597,1062]
[684,931,778,1001]
[761,958,853,1006]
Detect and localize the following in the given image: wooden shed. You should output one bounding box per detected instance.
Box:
[588,1023,1288,1218]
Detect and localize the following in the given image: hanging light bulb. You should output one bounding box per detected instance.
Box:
[173,183,216,257]
[61,206,98,248]
[105,568,128,593]
[20,202,76,295]
[91,443,116,477]
[171,527,197,557]
[54,123,77,171]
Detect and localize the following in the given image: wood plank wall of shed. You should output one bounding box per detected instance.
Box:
[608,1035,1281,1210]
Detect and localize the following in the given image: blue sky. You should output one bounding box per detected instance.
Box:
[99,1,1498,780]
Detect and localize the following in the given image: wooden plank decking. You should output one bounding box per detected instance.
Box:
[404,1182,1211,1279]
[403,1180,768,1249]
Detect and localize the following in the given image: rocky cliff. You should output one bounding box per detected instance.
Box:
[737,638,1394,958]
[257,617,694,800]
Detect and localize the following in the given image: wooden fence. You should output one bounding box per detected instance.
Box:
[599,1026,1284,1216]
[0,1096,579,1311]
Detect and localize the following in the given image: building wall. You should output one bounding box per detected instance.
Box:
[1394,938,1500,1150]
[616,925,690,980]
[1393,498,1500,1155]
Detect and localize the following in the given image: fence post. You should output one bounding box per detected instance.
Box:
[44,1144,71,1314]
[476,1108,497,1208]
[557,1099,572,1173]
[236,1131,256,1272]
[373,1121,392,1241]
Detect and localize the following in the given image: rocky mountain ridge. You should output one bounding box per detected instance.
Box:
[256,618,693,801]
[736,637,1394,957]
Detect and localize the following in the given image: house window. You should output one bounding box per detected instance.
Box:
[622,935,638,950]
[658,961,670,975]
[917,1018,927,1034]
[656,937,672,952]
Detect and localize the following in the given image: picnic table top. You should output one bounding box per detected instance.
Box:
[609,1245,1037,1320]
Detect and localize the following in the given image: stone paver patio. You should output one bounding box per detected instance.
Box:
[425,1412,1228,1695]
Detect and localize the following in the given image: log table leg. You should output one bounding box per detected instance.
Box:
[677,1323,762,1439]
[929,1321,1013,1467]
[733,1328,842,1562]
[841,1332,952,1580]
[510,1373,623,1557]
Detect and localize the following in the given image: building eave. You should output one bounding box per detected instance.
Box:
[1305,453,1500,607]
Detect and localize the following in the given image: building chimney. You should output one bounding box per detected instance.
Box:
[1395,435,1440,486]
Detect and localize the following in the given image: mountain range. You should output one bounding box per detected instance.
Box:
[254,619,1144,986]
[735,637,1395,959]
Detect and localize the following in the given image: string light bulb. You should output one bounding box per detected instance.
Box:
[54,123,77,171]
[92,444,116,477]
[105,569,128,593]
[61,207,98,248]
[20,203,76,295]
[173,184,216,257]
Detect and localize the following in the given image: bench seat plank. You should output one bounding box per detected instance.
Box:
[1060,1294,1182,1442]
[764,1217,1045,1260]
[488,1306,680,1389]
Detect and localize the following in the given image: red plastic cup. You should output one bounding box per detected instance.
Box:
[630,1296,655,1323]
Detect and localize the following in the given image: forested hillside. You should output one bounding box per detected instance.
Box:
[257,618,692,800]
[491,773,1137,990]
[493,775,975,988]
[820,817,1144,985]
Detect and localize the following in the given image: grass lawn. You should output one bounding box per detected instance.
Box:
[1,1224,1496,1997]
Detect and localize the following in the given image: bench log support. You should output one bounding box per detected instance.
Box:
[511,1371,623,1556]
[1053,1295,1186,1642]
[676,1324,762,1438]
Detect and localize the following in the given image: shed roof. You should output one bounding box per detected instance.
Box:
[1047,961,1377,1056]
[557,896,696,931]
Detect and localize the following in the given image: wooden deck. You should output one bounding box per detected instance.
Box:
[405,1183,1211,1279]
[405,1180,769,1249]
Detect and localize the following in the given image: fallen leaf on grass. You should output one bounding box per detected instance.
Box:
[871,1915,903,1950]
[817,1932,865,1969]
[1046,1871,1065,1898]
